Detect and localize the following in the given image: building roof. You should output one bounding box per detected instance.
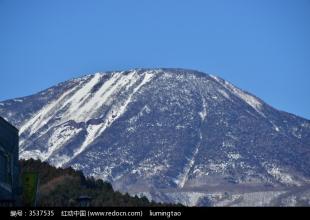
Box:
[0,116,18,132]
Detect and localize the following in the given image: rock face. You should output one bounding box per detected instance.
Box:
[0,68,310,206]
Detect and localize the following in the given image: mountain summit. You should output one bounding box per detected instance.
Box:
[1,68,309,206]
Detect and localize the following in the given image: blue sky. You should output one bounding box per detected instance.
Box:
[0,0,309,119]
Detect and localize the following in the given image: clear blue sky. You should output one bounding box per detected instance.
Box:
[0,0,309,119]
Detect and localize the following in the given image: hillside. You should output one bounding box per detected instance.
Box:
[20,159,172,207]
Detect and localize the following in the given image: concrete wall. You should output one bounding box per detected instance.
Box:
[0,117,19,205]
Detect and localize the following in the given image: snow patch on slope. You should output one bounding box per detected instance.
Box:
[19,75,94,136]
[175,132,202,188]
[211,75,265,117]
[62,73,120,122]
[65,71,157,166]
[263,163,301,186]
[45,125,82,160]
[167,192,206,206]
[198,98,207,121]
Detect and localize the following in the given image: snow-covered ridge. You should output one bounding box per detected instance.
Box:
[19,70,158,166]
[210,75,265,117]
[69,70,157,164]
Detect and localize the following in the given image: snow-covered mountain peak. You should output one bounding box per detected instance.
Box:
[0,68,309,206]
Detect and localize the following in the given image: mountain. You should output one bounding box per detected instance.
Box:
[1,68,310,206]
